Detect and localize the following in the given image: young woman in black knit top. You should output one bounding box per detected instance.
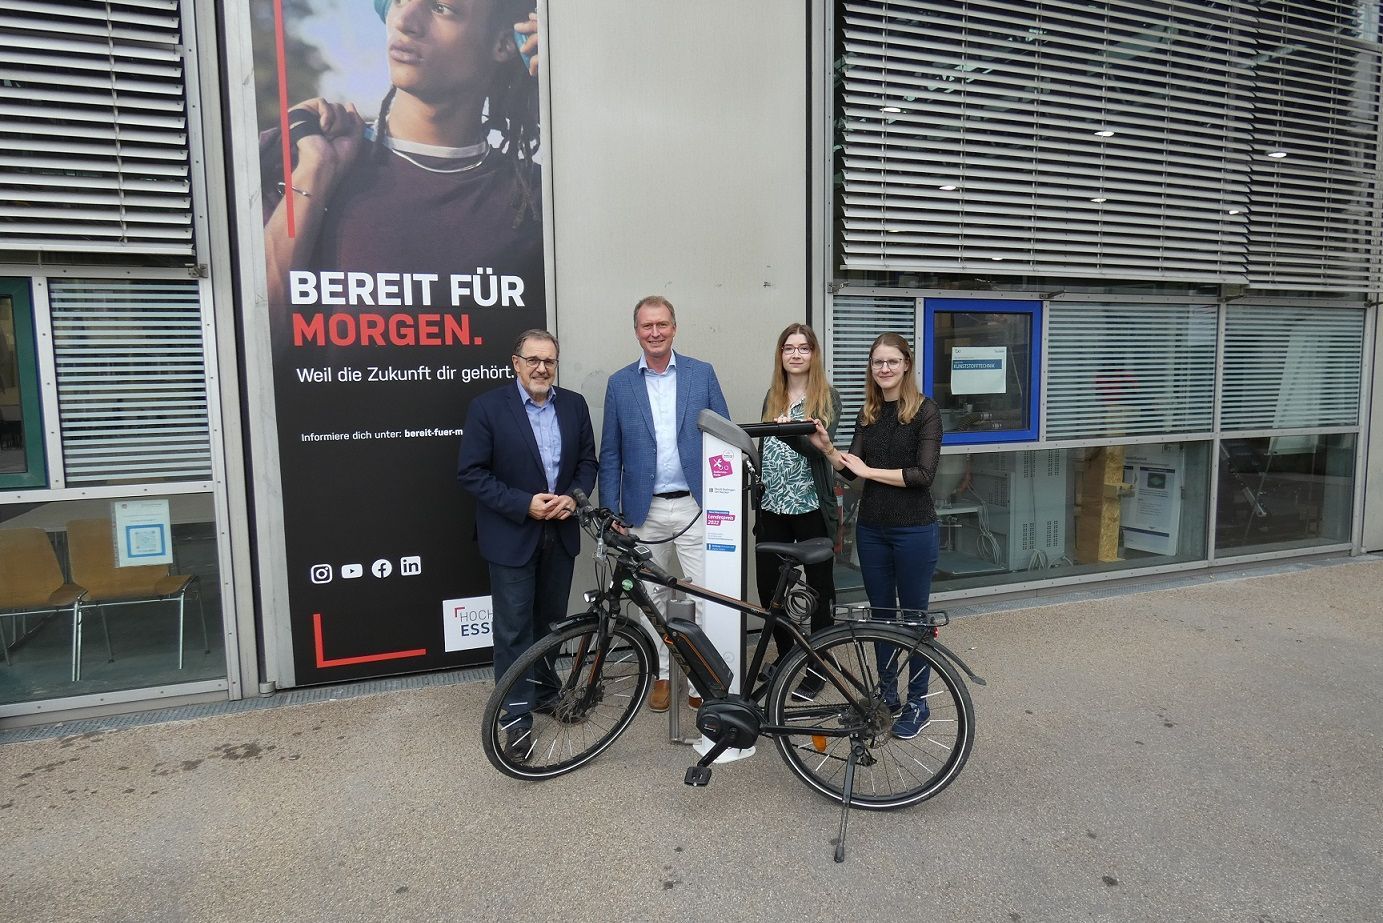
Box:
[809,332,942,739]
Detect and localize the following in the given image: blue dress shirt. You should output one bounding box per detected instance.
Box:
[640,352,690,494]
[518,379,561,493]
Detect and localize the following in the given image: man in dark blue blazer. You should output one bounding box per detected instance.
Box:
[599,295,729,712]
[458,329,596,762]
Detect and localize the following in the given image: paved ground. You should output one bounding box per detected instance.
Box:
[3,559,1382,922]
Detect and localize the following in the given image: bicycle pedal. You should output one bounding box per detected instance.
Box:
[684,765,713,787]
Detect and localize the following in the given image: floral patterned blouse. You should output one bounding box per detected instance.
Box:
[761,398,818,515]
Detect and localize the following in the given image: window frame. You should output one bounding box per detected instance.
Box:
[0,278,47,490]
[922,297,1043,445]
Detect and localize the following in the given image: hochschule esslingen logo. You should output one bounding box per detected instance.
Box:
[442,594,493,652]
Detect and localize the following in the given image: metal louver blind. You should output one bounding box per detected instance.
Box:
[1046,302,1216,440]
[0,0,194,254]
[839,0,1255,282]
[829,293,916,444]
[50,278,212,484]
[1245,12,1381,290]
[838,0,1382,290]
[1221,304,1364,430]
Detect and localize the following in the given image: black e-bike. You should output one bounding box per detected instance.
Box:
[480,419,982,861]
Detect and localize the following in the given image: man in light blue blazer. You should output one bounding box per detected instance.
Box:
[599,295,730,712]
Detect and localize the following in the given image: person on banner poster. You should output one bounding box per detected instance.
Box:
[457,330,596,764]
[250,0,549,683]
[260,0,543,332]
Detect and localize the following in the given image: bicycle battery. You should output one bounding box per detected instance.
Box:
[663,617,732,699]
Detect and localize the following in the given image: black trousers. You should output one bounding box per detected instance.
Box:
[488,523,574,724]
[754,508,836,659]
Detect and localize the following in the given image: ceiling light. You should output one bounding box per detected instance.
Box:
[1227,209,1242,215]
[1094,130,1115,137]
[991,256,1004,261]
[881,106,902,113]
[1267,150,1288,158]
[1090,197,1107,203]
[938,184,958,191]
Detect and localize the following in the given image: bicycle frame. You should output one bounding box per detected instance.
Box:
[589,550,894,739]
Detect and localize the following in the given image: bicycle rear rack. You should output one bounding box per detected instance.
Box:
[834,603,986,687]
[832,603,950,629]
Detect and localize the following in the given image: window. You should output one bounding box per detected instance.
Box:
[1221,304,1364,431]
[0,493,227,706]
[923,298,1040,443]
[1046,301,1216,440]
[49,278,212,486]
[829,292,917,445]
[0,279,46,489]
[836,442,1211,599]
[1216,434,1354,556]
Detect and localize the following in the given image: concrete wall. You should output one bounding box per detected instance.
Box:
[544,0,812,431]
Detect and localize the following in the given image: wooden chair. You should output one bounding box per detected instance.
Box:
[0,528,87,669]
[65,518,208,682]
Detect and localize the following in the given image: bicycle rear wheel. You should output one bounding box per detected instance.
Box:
[767,622,974,809]
[481,617,654,780]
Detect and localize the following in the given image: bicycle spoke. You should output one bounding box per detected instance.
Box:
[769,623,973,808]
[850,631,876,691]
[484,622,653,778]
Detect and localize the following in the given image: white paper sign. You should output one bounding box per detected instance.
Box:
[950,346,1007,394]
[113,499,173,567]
[1121,445,1183,556]
[441,594,493,652]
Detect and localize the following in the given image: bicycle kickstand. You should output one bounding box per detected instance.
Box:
[834,737,866,863]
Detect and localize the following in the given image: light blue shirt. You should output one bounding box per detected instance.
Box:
[640,351,689,495]
[517,380,560,493]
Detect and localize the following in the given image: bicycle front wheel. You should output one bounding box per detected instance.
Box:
[481,618,654,780]
[767,622,974,809]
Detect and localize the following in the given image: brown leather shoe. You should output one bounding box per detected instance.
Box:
[688,694,703,708]
[648,678,670,712]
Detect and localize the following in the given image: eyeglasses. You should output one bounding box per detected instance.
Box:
[515,355,558,370]
[781,345,814,355]
[869,358,906,370]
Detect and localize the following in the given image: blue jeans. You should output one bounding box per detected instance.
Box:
[857,521,940,703]
[489,524,574,728]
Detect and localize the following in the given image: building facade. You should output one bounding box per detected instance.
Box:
[0,0,1378,722]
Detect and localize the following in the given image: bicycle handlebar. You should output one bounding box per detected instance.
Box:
[570,487,593,513]
[738,421,818,439]
[568,489,676,586]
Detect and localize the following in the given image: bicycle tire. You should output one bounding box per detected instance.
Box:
[767,621,974,809]
[481,617,654,780]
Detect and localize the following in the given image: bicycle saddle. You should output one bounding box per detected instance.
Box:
[755,537,835,565]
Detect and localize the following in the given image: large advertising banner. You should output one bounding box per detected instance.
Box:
[249,0,545,682]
